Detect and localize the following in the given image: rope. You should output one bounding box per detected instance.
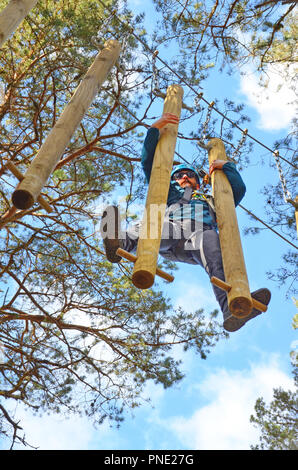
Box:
[92,3,297,250]
[239,204,297,250]
[151,50,160,94]
[232,129,248,160]
[95,2,297,250]
[201,101,215,144]
[1,2,295,259]
[97,0,297,171]
[185,163,297,250]
[272,150,296,206]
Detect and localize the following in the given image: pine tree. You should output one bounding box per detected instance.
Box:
[250,310,298,450]
[0,0,224,448]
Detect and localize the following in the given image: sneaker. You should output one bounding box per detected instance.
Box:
[223,288,271,333]
[100,205,123,263]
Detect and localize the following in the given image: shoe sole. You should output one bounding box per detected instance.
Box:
[223,288,271,332]
[100,206,122,263]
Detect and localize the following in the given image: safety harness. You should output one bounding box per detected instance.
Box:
[177,187,217,227]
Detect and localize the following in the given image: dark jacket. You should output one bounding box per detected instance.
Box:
[141,127,246,228]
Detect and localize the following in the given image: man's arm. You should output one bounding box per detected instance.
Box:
[141,113,179,183]
[209,160,246,206]
[141,127,160,183]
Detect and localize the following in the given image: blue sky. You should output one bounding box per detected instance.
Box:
[3,0,297,451]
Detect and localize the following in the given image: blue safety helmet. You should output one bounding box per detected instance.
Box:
[171,164,200,183]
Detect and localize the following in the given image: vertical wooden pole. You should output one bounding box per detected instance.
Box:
[12,39,121,210]
[0,0,38,47]
[208,138,252,317]
[132,84,183,289]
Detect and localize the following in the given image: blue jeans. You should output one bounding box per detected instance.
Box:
[123,218,229,321]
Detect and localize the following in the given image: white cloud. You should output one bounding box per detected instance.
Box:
[173,279,218,313]
[6,412,94,450]
[239,64,297,131]
[4,353,294,451]
[7,407,128,450]
[165,355,294,450]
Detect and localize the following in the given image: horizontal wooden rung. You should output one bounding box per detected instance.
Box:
[210,276,232,293]
[6,162,53,213]
[210,276,268,313]
[116,247,174,283]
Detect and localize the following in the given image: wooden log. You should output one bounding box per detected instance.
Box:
[208,138,253,318]
[6,161,52,213]
[0,0,38,47]
[131,84,183,289]
[116,248,174,283]
[12,39,121,210]
[211,276,267,313]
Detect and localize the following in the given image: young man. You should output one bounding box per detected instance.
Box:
[100,113,271,332]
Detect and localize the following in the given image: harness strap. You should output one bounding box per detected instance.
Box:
[179,186,192,204]
[164,187,192,218]
[199,232,209,274]
[202,194,217,226]
[166,188,217,228]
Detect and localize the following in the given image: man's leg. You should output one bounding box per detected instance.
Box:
[100,205,123,262]
[100,209,270,331]
[100,205,140,262]
[159,219,197,264]
[190,228,229,315]
[190,229,271,332]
